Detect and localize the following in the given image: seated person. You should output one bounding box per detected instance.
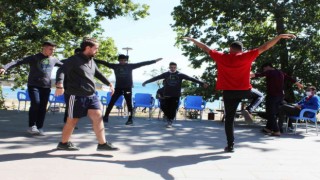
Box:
[278,86,320,133]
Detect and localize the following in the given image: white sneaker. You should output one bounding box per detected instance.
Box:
[288,127,295,132]
[241,109,254,123]
[38,128,45,136]
[27,126,40,135]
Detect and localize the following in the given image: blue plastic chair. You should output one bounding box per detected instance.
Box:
[133,93,155,119]
[100,92,112,114]
[17,90,30,111]
[114,95,125,116]
[100,92,125,116]
[48,94,65,113]
[183,95,206,120]
[288,108,318,135]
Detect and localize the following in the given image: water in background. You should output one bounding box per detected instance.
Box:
[1,82,221,109]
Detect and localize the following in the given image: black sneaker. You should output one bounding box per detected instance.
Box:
[224,144,234,153]
[97,142,119,151]
[125,117,133,125]
[103,116,109,123]
[166,120,173,128]
[57,142,80,151]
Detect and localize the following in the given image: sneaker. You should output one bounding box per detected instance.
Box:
[125,117,133,125]
[261,128,272,134]
[166,120,173,128]
[224,145,234,153]
[57,142,80,151]
[27,125,40,135]
[288,127,295,132]
[97,142,119,151]
[269,131,281,136]
[103,116,109,123]
[241,109,254,123]
[38,128,45,136]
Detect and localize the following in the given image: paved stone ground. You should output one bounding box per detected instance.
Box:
[0,109,319,180]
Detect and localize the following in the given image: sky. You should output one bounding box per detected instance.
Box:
[100,0,207,82]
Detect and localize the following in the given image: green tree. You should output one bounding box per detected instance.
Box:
[0,0,149,109]
[172,0,320,102]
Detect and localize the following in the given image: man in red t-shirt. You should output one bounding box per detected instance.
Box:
[184,34,296,152]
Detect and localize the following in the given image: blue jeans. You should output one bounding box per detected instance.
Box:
[28,86,51,128]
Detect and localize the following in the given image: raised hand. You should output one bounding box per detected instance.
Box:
[182,37,193,41]
[155,58,163,62]
[280,34,296,39]
[0,68,5,75]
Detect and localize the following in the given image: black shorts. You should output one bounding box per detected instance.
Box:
[65,94,101,119]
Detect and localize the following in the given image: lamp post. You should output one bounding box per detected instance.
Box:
[122,47,133,56]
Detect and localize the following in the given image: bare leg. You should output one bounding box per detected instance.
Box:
[61,117,79,143]
[88,109,106,144]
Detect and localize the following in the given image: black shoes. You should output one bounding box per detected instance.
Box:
[261,128,272,134]
[224,143,234,153]
[125,117,133,125]
[166,120,173,128]
[97,142,119,151]
[57,141,80,151]
[103,116,109,123]
[241,109,254,123]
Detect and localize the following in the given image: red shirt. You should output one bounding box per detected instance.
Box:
[209,49,259,90]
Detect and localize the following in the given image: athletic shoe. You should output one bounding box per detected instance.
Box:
[57,142,80,151]
[261,128,272,134]
[166,120,173,128]
[38,128,45,136]
[287,127,295,132]
[97,142,119,151]
[27,125,40,135]
[269,131,281,136]
[125,117,133,125]
[103,116,109,123]
[224,145,234,153]
[241,109,254,123]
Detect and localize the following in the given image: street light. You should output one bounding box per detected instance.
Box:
[122,47,133,55]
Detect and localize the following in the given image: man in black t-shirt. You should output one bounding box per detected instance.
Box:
[143,62,208,128]
[95,54,162,125]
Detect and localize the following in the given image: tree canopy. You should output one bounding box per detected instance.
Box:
[0,0,149,88]
[172,0,320,103]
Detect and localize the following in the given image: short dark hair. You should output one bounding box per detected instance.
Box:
[42,41,56,47]
[74,48,81,54]
[169,62,177,66]
[80,38,98,51]
[230,41,243,51]
[261,62,273,69]
[118,54,129,60]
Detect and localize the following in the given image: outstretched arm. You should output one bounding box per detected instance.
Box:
[294,82,303,90]
[142,73,166,87]
[131,58,163,69]
[0,55,34,75]
[181,73,208,88]
[183,37,211,54]
[257,34,296,54]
